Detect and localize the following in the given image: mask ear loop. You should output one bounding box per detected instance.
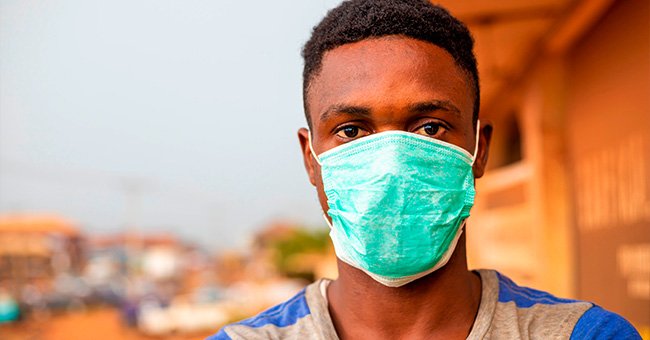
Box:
[308,131,330,226]
[471,120,481,166]
[307,130,322,166]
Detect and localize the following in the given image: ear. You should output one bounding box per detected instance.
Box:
[472,121,493,178]
[298,128,318,186]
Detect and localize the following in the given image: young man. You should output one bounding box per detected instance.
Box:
[210,1,640,339]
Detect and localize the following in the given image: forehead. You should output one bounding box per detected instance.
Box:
[306,36,474,123]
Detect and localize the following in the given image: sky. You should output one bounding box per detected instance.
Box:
[0,0,343,250]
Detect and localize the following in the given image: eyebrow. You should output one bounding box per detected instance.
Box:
[319,104,372,121]
[319,99,461,122]
[408,100,461,116]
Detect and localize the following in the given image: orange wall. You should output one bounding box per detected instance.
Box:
[566,0,650,328]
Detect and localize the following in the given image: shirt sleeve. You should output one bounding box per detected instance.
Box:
[570,305,641,340]
[205,328,231,340]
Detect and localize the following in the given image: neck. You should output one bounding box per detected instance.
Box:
[327,234,482,340]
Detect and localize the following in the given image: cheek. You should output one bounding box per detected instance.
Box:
[313,164,330,214]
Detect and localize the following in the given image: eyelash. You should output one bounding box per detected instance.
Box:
[332,120,450,140]
[414,120,448,134]
[333,124,370,140]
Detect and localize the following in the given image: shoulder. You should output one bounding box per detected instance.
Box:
[206,284,315,340]
[493,270,584,308]
[482,271,640,339]
[480,270,639,338]
[570,305,641,340]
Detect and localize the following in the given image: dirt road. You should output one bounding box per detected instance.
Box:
[0,308,215,340]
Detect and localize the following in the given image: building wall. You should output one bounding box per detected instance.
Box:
[566,0,650,329]
[468,0,649,332]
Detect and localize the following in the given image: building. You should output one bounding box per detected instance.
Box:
[437,0,649,333]
[0,214,84,296]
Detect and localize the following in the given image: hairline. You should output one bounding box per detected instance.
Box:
[302,35,480,128]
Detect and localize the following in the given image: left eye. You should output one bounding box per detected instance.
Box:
[415,123,444,137]
[335,126,370,139]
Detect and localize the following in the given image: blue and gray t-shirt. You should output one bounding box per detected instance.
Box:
[208,269,640,339]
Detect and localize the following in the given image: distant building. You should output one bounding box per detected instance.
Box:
[86,232,186,282]
[0,214,84,294]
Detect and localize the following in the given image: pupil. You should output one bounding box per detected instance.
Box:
[344,127,358,137]
[424,124,438,135]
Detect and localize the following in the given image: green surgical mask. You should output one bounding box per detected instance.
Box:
[310,122,479,287]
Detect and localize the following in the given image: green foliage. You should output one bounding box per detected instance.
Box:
[270,228,330,279]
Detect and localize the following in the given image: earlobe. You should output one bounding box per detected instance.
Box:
[298,128,318,186]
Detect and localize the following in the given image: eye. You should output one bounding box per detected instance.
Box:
[414,122,445,137]
[335,125,369,140]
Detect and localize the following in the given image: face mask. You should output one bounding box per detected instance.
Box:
[309,121,480,287]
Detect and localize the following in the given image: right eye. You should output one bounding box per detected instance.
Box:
[335,126,369,140]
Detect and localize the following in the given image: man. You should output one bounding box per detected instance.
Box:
[210,0,640,339]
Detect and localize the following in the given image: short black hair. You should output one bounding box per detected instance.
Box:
[301,0,479,127]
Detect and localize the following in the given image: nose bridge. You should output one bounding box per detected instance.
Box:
[375,125,406,133]
[368,136,406,177]
[374,119,406,133]
[367,102,411,133]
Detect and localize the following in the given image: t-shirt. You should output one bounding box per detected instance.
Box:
[208,269,641,339]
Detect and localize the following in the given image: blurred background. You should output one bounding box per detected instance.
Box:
[0,0,648,339]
